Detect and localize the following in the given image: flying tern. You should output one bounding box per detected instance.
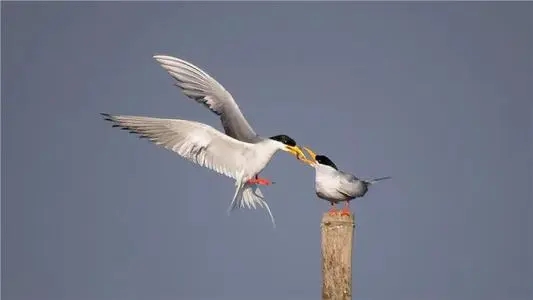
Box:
[100,114,307,227]
[299,147,391,216]
[152,54,295,187]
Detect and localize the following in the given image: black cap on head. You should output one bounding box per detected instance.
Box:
[269,134,296,147]
[315,155,338,170]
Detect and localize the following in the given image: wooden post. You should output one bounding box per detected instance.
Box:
[321,213,355,300]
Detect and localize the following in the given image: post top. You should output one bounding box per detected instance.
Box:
[321,213,355,226]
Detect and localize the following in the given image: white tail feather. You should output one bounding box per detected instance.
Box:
[227,183,276,228]
[365,176,392,185]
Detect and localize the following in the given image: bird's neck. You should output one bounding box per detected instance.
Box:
[259,139,283,152]
[315,165,338,180]
[253,139,284,163]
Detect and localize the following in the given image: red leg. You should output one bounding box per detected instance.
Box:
[247,177,274,186]
[340,201,351,216]
[328,202,338,215]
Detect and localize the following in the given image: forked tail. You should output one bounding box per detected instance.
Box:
[364,176,392,185]
[227,183,276,228]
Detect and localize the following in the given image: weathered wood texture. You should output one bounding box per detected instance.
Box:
[321,213,355,300]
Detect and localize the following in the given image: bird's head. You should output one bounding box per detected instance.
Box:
[268,134,307,160]
[299,147,339,170]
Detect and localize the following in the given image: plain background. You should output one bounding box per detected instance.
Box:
[2,2,532,300]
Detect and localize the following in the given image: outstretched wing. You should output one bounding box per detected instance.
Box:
[101,113,255,180]
[153,55,260,143]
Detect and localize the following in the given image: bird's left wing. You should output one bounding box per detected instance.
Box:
[101,113,254,180]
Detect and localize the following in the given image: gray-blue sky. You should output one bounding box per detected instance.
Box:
[2,2,532,300]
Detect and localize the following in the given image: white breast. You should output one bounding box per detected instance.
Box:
[241,139,283,180]
[314,165,347,202]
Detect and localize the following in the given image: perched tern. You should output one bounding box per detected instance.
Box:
[100,113,307,226]
[299,147,391,216]
[152,54,296,187]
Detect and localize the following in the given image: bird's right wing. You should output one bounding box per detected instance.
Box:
[153,55,260,143]
[101,113,254,180]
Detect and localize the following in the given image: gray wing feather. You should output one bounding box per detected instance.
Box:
[101,113,254,180]
[335,171,359,198]
[153,55,260,143]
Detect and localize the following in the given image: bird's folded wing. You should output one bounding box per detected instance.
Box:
[153,55,259,143]
[335,172,358,197]
[102,114,254,180]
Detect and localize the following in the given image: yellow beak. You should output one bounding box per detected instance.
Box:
[284,145,308,161]
[299,146,318,166]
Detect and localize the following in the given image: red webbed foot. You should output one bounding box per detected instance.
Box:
[340,202,351,216]
[328,204,338,216]
[247,177,274,186]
